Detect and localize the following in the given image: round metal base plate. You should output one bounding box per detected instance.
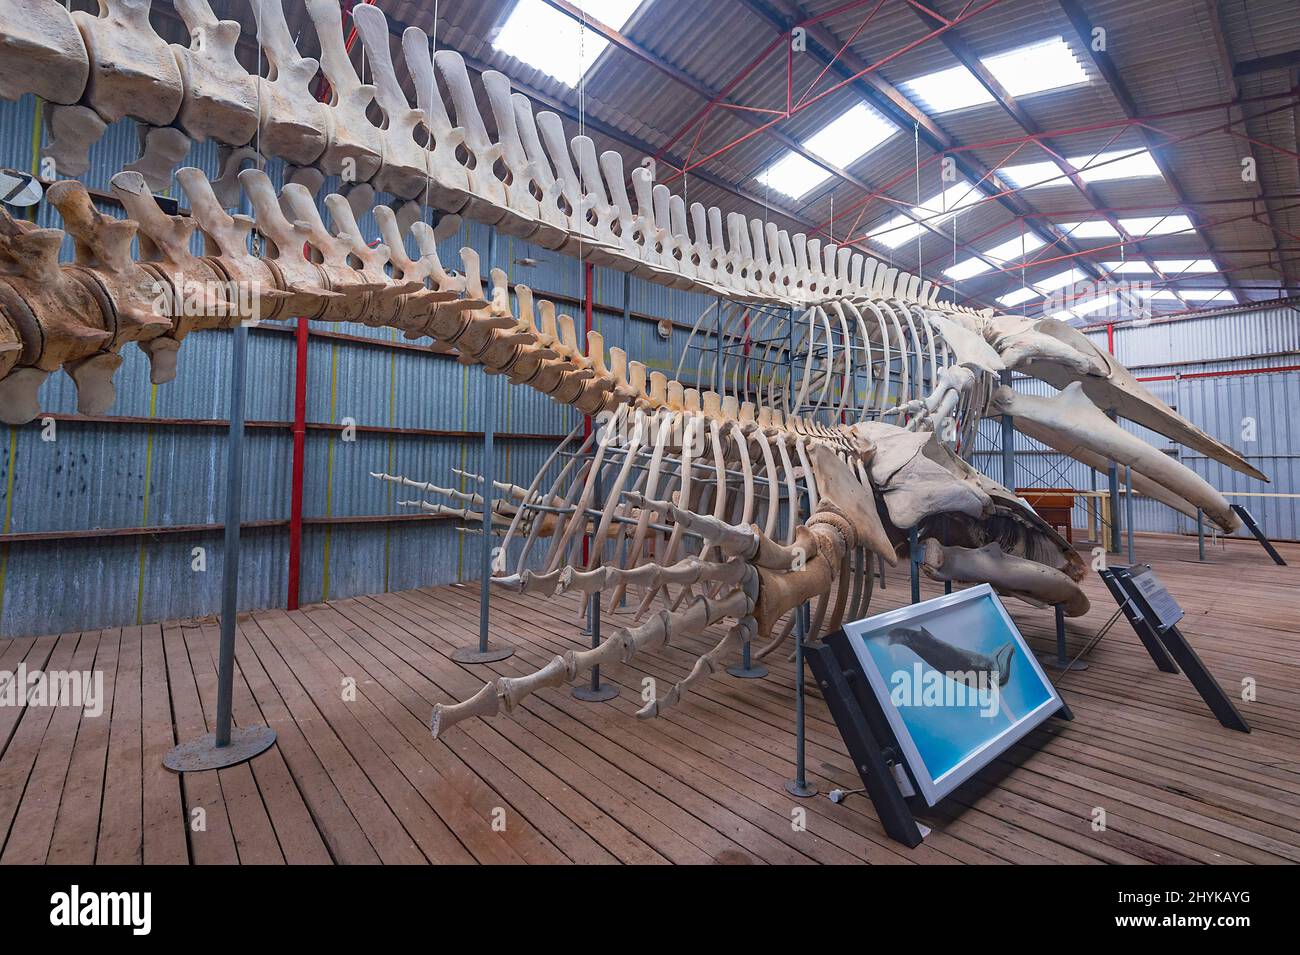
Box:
[1044,657,1089,671]
[785,780,818,798]
[726,663,769,680]
[451,645,515,664]
[163,725,277,773]
[573,683,620,702]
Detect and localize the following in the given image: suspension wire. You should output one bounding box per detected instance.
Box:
[578,7,587,269]
[422,0,440,220]
[913,121,922,281]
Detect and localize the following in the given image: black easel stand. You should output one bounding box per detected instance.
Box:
[1098,567,1249,732]
[806,627,1071,847]
[1231,504,1287,566]
[805,632,923,846]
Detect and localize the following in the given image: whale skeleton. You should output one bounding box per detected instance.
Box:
[0,0,1266,737]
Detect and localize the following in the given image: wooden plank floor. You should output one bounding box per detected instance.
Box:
[1,533,1297,864]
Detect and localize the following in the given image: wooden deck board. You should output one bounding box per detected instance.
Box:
[0,533,1295,864]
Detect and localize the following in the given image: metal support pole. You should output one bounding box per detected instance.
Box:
[453,230,513,665]
[617,271,632,612]
[574,467,617,701]
[1125,465,1135,565]
[909,526,921,604]
[1106,413,1121,554]
[1197,507,1205,561]
[999,370,1015,491]
[727,627,769,679]
[1046,602,1088,671]
[164,319,276,771]
[215,323,246,746]
[785,602,817,798]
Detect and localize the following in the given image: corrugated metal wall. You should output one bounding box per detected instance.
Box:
[971,305,1300,542]
[0,94,718,638]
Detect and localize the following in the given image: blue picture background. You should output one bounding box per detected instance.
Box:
[852,593,1053,786]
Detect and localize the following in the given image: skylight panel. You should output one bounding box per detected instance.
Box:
[1058,220,1120,239]
[1177,288,1235,302]
[868,215,925,249]
[983,36,1088,98]
[915,184,982,225]
[1069,293,1117,316]
[999,160,1067,190]
[869,184,981,249]
[945,257,993,282]
[757,152,833,200]
[804,103,895,166]
[901,36,1087,116]
[944,233,1046,280]
[1119,215,1194,237]
[1073,149,1162,183]
[756,102,896,199]
[1000,150,1161,193]
[899,64,995,113]
[985,233,1047,263]
[493,0,644,87]
[1103,261,1155,273]
[1155,259,1216,274]
[998,286,1040,307]
[1035,267,1088,293]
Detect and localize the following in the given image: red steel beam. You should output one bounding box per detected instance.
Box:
[287,318,308,611]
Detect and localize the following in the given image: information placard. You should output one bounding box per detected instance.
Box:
[1129,566,1184,631]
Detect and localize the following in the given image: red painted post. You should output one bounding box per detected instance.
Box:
[287,317,308,610]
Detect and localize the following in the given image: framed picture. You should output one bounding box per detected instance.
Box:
[840,584,1065,807]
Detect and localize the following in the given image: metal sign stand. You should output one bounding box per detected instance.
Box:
[1230,504,1287,566]
[1098,565,1249,732]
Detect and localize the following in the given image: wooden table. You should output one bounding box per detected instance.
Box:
[1016,487,1076,542]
